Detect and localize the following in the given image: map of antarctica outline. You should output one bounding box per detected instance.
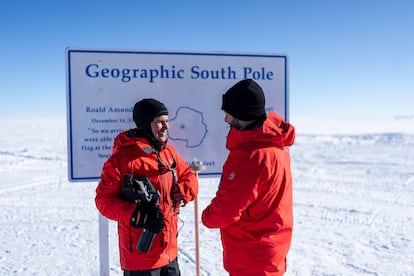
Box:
[168,106,208,148]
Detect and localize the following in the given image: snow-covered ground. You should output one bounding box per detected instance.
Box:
[0,116,413,275]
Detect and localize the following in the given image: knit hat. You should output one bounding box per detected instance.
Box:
[133,98,168,129]
[221,79,266,121]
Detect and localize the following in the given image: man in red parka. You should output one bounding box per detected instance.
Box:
[201,79,295,276]
[95,98,198,275]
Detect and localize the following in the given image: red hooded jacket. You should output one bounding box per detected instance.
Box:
[95,130,198,270]
[202,112,295,276]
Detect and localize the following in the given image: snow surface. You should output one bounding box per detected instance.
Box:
[1,116,413,275]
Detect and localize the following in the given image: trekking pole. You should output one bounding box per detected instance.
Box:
[189,159,205,276]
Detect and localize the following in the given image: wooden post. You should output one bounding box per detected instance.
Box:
[189,159,205,276]
[194,185,200,276]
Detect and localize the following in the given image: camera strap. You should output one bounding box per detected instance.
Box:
[155,149,178,185]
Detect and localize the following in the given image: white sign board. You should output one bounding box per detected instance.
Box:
[66,48,288,181]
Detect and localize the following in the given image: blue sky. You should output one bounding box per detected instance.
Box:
[1,0,413,119]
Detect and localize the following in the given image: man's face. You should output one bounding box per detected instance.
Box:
[150,115,169,142]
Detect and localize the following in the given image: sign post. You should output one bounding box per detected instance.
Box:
[98,213,109,276]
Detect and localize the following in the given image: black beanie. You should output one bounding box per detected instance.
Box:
[133,98,168,129]
[221,79,266,121]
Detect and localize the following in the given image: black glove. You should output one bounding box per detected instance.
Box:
[130,205,165,233]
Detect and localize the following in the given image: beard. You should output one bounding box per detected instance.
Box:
[229,119,243,130]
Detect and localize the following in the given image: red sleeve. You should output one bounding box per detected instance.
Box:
[95,157,136,224]
[201,150,261,229]
[171,147,199,203]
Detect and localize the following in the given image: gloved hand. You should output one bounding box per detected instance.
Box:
[130,205,165,233]
[171,184,187,208]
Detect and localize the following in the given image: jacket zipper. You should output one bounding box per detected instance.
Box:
[159,171,171,262]
[129,227,133,252]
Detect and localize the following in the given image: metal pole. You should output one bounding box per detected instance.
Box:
[98,213,109,276]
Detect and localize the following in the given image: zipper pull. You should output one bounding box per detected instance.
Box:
[172,169,178,184]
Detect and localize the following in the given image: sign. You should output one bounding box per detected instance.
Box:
[66,48,288,181]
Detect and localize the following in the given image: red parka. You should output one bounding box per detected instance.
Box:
[95,130,198,270]
[201,112,295,276]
